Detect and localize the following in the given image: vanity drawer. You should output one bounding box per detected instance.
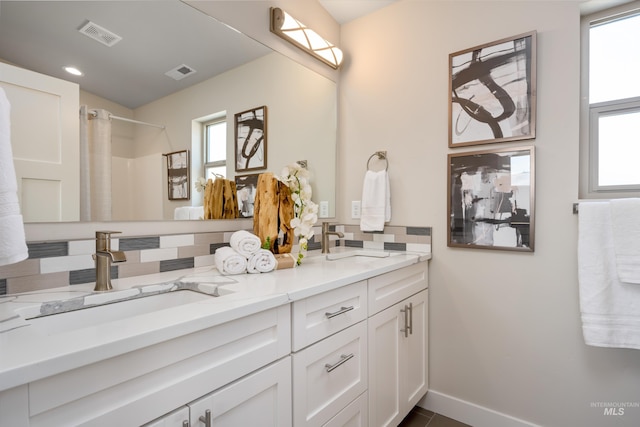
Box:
[293,321,367,427]
[368,261,427,315]
[292,280,367,351]
[323,391,368,427]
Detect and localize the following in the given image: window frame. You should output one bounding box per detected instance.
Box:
[203,116,227,179]
[580,1,640,199]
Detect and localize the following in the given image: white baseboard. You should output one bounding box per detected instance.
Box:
[417,390,540,427]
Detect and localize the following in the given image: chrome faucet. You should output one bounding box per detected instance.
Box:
[93,231,127,292]
[321,222,344,254]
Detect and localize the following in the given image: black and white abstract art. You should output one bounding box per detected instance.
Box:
[448,146,535,251]
[449,31,536,147]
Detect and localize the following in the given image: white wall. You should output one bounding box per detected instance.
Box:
[339,1,640,426]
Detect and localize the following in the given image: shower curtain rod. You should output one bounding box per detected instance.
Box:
[89,110,165,129]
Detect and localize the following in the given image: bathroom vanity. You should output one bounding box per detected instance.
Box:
[0,250,430,426]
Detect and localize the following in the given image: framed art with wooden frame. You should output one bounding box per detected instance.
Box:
[166,149,190,201]
[235,106,267,172]
[449,31,537,147]
[447,145,535,252]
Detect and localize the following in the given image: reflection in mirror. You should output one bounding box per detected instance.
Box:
[0,0,336,223]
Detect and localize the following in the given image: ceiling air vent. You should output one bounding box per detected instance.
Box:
[78,21,122,47]
[165,64,197,81]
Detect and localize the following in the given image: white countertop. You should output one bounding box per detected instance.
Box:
[0,248,430,392]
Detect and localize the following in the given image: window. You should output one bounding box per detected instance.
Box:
[203,117,227,179]
[583,6,640,195]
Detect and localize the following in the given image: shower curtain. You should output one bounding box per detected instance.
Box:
[79,106,112,221]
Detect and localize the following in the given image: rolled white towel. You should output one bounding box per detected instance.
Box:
[214,246,247,275]
[247,249,277,274]
[230,230,262,258]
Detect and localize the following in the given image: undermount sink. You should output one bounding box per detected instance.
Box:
[22,289,222,335]
[326,250,391,261]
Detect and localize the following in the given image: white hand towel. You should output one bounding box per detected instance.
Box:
[229,229,262,258]
[610,198,640,284]
[0,88,28,266]
[214,246,247,275]
[360,170,391,232]
[247,249,277,274]
[578,201,640,349]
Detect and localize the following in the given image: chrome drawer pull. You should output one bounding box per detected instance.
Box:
[325,305,354,319]
[199,409,211,427]
[407,302,413,335]
[325,353,354,372]
[183,421,190,427]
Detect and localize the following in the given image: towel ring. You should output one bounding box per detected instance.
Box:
[367,151,388,171]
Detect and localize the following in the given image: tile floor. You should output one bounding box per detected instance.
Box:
[398,406,471,427]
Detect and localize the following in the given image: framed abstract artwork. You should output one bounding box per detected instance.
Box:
[166,150,190,201]
[449,31,537,147]
[235,106,267,172]
[235,173,259,218]
[447,146,535,251]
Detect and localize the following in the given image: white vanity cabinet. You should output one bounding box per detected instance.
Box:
[18,304,291,427]
[290,259,429,427]
[367,262,429,427]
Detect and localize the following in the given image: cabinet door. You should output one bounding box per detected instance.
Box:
[189,357,292,427]
[368,290,428,427]
[368,300,402,427]
[401,290,428,411]
[143,406,189,427]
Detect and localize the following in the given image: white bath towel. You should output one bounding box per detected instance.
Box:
[229,229,262,258]
[578,201,640,349]
[247,249,277,274]
[610,198,640,284]
[0,88,28,266]
[214,246,247,275]
[360,170,391,232]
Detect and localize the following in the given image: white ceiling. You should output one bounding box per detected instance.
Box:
[319,0,398,24]
[0,1,271,109]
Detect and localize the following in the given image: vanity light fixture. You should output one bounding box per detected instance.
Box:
[270,7,343,69]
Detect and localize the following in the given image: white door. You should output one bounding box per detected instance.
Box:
[0,62,79,222]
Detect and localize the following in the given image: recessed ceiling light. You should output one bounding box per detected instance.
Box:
[63,66,83,76]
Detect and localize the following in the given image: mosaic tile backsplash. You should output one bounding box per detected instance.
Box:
[0,225,431,295]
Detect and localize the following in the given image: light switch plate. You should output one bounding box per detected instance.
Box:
[351,200,361,219]
[319,201,329,218]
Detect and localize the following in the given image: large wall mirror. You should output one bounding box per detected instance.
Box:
[0,0,336,223]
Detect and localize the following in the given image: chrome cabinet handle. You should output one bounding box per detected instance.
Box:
[407,302,413,336]
[199,409,211,427]
[325,353,354,372]
[401,304,410,338]
[325,305,354,319]
[183,421,190,427]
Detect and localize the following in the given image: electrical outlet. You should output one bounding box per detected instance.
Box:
[319,201,329,218]
[351,200,361,219]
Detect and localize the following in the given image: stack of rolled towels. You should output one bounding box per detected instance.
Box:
[214,230,277,275]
